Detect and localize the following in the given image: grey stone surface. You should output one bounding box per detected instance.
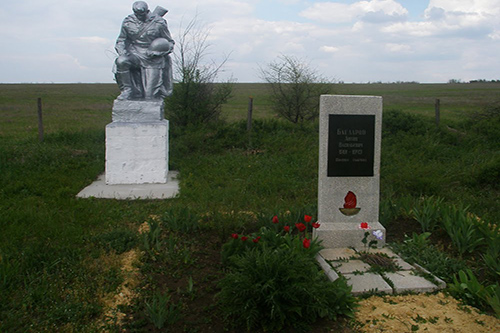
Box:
[105,119,169,185]
[344,272,393,295]
[315,95,385,248]
[413,263,447,288]
[319,248,357,261]
[315,254,339,282]
[317,248,446,295]
[385,271,441,294]
[76,171,179,200]
[365,247,398,257]
[335,260,371,274]
[393,257,415,271]
[314,222,386,249]
[112,99,165,122]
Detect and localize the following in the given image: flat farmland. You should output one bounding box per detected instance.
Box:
[1,82,499,139]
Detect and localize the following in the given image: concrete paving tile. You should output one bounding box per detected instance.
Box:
[393,257,415,271]
[385,271,440,294]
[365,247,398,258]
[413,263,447,288]
[344,273,393,295]
[319,248,358,261]
[315,254,339,282]
[335,260,371,274]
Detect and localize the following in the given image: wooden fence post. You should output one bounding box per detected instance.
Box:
[247,96,253,132]
[435,98,440,128]
[247,96,253,148]
[37,97,44,142]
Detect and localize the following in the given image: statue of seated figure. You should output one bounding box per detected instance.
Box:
[114,1,174,100]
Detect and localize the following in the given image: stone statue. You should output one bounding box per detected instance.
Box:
[114,1,175,100]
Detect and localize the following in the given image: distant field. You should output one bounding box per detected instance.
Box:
[223,82,500,124]
[1,82,499,139]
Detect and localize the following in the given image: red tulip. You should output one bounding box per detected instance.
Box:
[241,236,248,241]
[303,238,311,249]
[231,233,239,239]
[295,223,306,232]
[272,215,279,224]
[284,226,290,232]
[304,215,312,223]
[312,222,320,229]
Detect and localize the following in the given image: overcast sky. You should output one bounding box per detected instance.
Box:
[1,0,499,83]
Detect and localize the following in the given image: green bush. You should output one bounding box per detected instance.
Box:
[468,103,500,146]
[471,155,500,189]
[221,226,322,266]
[217,246,357,331]
[221,213,322,266]
[382,109,429,137]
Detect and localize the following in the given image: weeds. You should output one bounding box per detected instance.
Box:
[412,196,444,233]
[141,219,163,253]
[441,205,484,257]
[161,207,200,233]
[449,269,500,317]
[145,292,181,329]
[391,233,467,282]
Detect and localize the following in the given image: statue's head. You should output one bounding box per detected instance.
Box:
[132,1,149,21]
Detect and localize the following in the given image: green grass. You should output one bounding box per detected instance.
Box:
[0,82,499,330]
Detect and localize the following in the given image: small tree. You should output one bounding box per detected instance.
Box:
[260,55,332,123]
[166,16,233,128]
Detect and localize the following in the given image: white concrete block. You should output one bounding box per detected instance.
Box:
[105,121,169,185]
[112,99,164,122]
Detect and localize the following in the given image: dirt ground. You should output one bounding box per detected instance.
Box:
[355,292,499,332]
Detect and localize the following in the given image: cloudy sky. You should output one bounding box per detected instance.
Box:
[1,0,499,83]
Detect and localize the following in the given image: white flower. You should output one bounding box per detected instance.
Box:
[372,230,384,240]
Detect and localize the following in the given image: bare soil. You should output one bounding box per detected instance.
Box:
[355,292,499,332]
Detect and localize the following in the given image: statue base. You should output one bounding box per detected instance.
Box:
[105,100,169,185]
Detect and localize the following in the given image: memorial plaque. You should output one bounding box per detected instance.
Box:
[327,115,375,177]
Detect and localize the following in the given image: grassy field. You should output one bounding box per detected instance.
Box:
[0,82,499,331]
[223,82,500,124]
[3,82,499,134]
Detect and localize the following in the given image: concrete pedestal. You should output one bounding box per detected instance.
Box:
[105,99,169,185]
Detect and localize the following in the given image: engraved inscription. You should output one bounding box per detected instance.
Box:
[327,115,375,177]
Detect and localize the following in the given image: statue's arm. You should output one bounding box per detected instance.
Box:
[160,20,175,47]
[115,20,128,56]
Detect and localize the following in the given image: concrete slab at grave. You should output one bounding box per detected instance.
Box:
[344,272,393,295]
[385,271,442,294]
